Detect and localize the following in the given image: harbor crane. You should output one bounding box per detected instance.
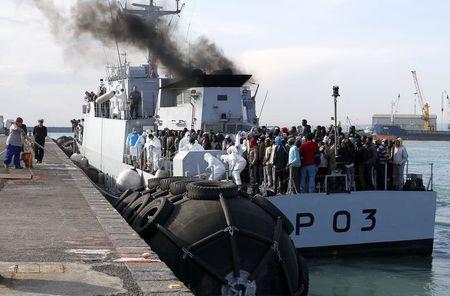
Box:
[411,71,432,131]
[391,94,400,125]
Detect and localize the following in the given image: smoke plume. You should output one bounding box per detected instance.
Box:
[32,0,239,77]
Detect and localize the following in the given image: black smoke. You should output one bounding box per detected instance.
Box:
[32,0,239,77]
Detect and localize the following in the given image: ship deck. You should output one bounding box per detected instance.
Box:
[0,136,191,295]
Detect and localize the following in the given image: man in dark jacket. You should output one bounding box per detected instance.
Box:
[364,137,377,190]
[273,136,288,194]
[129,86,142,119]
[33,119,48,163]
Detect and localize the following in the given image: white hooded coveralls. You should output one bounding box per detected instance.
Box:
[204,153,226,181]
[221,146,247,186]
[178,132,190,152]
[145,133,162,171]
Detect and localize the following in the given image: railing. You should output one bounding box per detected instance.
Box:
[405,161,434,191]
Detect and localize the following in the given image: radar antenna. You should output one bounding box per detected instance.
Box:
[121,0,185,77]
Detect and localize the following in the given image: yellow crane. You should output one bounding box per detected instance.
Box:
[411,70,432,131]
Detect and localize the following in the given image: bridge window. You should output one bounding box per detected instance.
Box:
[218,95,228,101]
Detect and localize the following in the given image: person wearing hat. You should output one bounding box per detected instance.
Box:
[33,119,48,163]
[3,117,25,169]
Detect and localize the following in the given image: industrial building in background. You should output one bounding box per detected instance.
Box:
[373,71,450,141]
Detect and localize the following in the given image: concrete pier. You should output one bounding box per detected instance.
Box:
[0,136,191,295]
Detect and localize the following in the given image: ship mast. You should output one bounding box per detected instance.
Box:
[122,0,184,77]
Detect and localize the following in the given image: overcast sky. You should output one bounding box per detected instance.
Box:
[2,0,450,128]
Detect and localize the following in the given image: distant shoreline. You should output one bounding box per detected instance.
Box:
[46,127,72,133]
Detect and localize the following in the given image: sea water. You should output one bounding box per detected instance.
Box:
[309,141,450,296]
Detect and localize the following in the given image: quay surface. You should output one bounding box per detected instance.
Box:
[0,135,191,295]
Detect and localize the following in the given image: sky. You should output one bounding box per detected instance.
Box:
[2,0,450,128]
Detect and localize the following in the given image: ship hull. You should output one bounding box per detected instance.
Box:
[269,190,436,257]
[373,124,450,141]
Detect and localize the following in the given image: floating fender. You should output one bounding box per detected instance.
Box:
[143,181,306,296]
[122,193,154,224]
[85,167,99,184]
[70,153,83,164]
[251,196,295,235]
[98,173,105,185]
[79,157,89,168]
[56,136,72,146]
[186,181,238,200]
[116,168,142,192]
[116,191,142,213]
[61,140,74,148]
[154,169,170,178]
[132,197,174,237]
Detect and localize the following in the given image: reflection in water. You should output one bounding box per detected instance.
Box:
[309,257,433,296]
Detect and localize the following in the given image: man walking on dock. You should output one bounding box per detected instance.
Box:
[33,119,47,163]
[3,117,24,169]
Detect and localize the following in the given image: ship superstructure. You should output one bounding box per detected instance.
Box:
[79,0,257,185]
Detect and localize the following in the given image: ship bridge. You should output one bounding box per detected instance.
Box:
[155,72,257,132]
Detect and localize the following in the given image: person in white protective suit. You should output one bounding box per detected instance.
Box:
[146,132,162,171]
[187,136,204,151]
[221,146,247,186]
[178,131,191,151]
[144,130,154,170]
[204,153,226,181]
[234,131,248,156]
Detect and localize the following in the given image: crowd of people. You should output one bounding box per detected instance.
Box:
[126,119,409,193]
[83,82,143,120]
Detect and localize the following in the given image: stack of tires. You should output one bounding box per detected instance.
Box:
[56,136,75,157]
[114,178,309,296]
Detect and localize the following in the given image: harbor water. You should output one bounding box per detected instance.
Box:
[309,141,450,296]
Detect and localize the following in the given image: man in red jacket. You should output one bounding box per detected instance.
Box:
[300,133,319,193]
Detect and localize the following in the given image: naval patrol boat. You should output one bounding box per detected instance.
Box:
[74,0,437,257]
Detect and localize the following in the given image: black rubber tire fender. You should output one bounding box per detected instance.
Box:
[114,189,134,207]
[132,197,174,238]
[297,254,309,296]
[251,196,295,235]
[186,181,238,200]
[169,179,198,195]
[116,191,141,213]
[122,193,153,223]
[159,177,188,191]
[152,190,170,199]
[141,189,154,195]
[168,193,185,203]
[148,177,168,190]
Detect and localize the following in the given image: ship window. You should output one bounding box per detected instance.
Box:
[160,89,178,107]
[218,95,228,101]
